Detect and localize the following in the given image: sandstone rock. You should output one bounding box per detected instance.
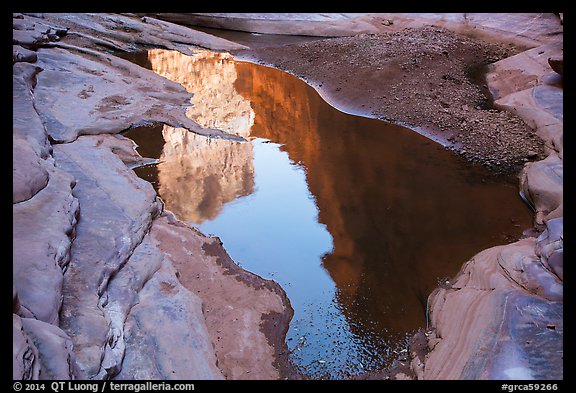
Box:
[486,41,563,157]
[81,132,158,169]
[21,318,78,380]
[33,45,241,143]
[53,135,162,378]
[13,44,38,63]
[12,27,49,49]
[37,13,246,55]
[114,253,224,380]
[486,41,563,101]
[149,13,387,37]
[139,15,249,51]
[13,314,40,380]
[536,217,563,281]
[548,56,563,75]
[520,152,563,225]
[425,239,563,379]
[13,137,48,203]
[12,13,67,49]
[13,62,52,159]
[497,238,562,301]
[468,291,562,380]
[149,212,293,379]
[13,161,78,325]
[98,230,164,378]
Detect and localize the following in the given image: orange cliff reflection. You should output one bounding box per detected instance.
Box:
[144,49,255,223]
[232,60,533,341]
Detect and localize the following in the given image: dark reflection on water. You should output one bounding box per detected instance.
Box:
[122,49,532,379]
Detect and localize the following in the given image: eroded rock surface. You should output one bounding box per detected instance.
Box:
[148,213,293,379]
[13,12,293,381]
[423,239,562,380]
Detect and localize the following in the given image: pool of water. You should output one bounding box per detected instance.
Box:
[121,48,533,379]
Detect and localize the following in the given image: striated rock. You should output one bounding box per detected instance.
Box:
[13,137,48,203]
[13,161,78,325]
[139,15,249,52]
[497,238,562,301]
[463,291,562,380]
[424,239,563,379]
[13,62,51,159]
[149,212,293,379]
[33,45,240,143]
[53,135,162,378]
[520,152,563,226]
[548,56,563,76]
[536,217,563,281]
[34,13,247,54]
[13,314,40,380]
[21,318,78,380]
[98,229,164,379]
[100,224,222,380]
[114,250,224,380]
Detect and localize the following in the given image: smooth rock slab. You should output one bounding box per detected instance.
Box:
[13,314,40,380]
[424,238,563,380]
[520,152,563,225]
[54,135,162,378]
[21,318,79,380]
[13,161,78,325]
[13,136,48,203]
[33,45,242,143]
[148,212,293,379]
[536,217,563,281]
[114,254,224,380]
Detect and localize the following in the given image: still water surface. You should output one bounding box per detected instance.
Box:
[122,49,532,378]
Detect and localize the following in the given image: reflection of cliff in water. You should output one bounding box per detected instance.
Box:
[157,126,254,223]
[147,49,254,137]
[232,61,533,345]
[123,48,534,374]
[142,49,255,223]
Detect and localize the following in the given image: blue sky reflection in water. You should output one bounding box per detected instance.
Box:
[198,139,346,371]
[200,138,334,293]
[122,48,533,379]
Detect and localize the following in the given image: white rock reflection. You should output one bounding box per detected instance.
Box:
[157,126,254,223]
[147,49,254,137]
[146,49,255,223]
